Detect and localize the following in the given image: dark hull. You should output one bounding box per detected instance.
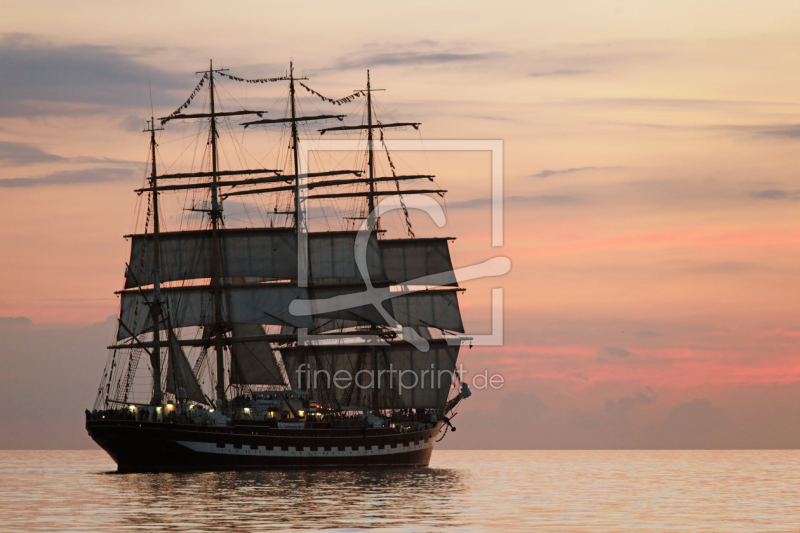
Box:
[86,419,441,473]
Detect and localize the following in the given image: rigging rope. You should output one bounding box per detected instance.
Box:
[124,191,152,336]
[378,129,415,238]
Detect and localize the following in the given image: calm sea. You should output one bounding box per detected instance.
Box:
[1,450,798,532]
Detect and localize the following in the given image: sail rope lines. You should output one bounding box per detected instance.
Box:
[378,128,415,238]
[116,190,153,403]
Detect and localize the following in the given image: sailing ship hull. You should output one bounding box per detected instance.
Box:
[86,419,441,472]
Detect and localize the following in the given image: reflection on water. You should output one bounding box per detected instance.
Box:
[2,450,800,532]
[0,451,465,532]
[114,468,465,531]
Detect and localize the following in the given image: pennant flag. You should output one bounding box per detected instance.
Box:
[297,82,365,105]
[218,71,289,83]
[161,73,209,124]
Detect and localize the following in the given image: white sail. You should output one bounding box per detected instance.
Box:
[229,323,286,386]
[380,238,457,286]
[165,328,208,404]
[381,342,460,409]
[125,229,386,288]
[390,290,465,332]
[120,285,308,340]
[117,283,399,341]
[281,341,459,409]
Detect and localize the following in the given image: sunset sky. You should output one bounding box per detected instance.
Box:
[3,1,800,448]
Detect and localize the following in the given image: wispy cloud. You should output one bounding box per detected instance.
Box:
[0,141,65,166]
[529,69,590,78]
[755,125,800,138]
[568,97,783,110]
[597,347,633,362]
[336,51,501,70]
[0,141,137,168]
[668,260,764,276]
[447,194,579,209]
[0,33,185,117]
[750,189,800,200]
[604,347,633,358]
[0,167,136,187]
[523,40,668,79]
[528,166,612,179]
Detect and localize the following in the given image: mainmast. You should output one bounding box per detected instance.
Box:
[204,59,229,409]
[146,117,164,405]
[290,62,299,221]
[288,62,315,404]
[288,61,308,228]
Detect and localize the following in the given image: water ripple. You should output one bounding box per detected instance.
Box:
[1,450,799,532]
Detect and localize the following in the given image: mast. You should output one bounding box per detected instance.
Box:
[287,61,342,410]
[366,70,375,217]
[288,61,311,404]
[289,61,302,227]
[290,62,298,219]
[206,59,227,409]
[147,118,164,405]
[365,71,380,413]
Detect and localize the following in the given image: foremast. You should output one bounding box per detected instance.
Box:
[145,117,164,405]
[143,60,273,409]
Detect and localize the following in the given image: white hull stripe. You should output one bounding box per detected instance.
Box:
[176,440,433,458]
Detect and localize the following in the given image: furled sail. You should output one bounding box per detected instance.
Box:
[281,340,460,410]
[165,327,208,404]
[380,238,457,286]
[229,323,286,385]
[124,228,386,288]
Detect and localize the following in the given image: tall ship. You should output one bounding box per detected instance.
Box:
[86,61,472,472]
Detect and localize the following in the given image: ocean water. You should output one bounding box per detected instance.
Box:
[1,450,799,532]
